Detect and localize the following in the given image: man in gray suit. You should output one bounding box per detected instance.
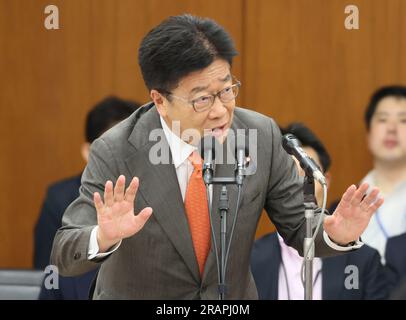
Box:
[51,14,384,299]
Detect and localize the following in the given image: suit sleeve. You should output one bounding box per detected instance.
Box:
[50,138,119,276]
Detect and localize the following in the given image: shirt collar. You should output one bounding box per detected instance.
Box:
[361,170,375,188]
[361,170,406,197]
[160,116,197,168]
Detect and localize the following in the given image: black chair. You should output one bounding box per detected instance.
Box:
[390,277,406,300]
[0,269,44,300]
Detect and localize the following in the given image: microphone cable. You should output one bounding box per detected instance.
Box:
[224,184,242,279]
[206,181,244,300]
[206,184,221,300]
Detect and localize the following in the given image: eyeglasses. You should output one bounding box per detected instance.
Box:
[168,80,241,113]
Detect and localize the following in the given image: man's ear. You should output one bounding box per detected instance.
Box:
[325,171,332,190]
[150,90,167,117]
[366,130,373,151]
[81,142,90,163]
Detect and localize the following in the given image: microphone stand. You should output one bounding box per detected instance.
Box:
[303,175,317,300]
[205,175,238,300]
[202,134,251,300]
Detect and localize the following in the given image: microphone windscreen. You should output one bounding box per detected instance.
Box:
[235,132,249,156]
[282,133,301,155]
[199,135,216,160]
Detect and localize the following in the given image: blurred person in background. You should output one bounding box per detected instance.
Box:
[361,86,406,264]
[34,96,140,299]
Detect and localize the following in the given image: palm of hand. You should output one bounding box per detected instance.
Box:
[324,183,383,245]
[93,175,153,245]
[97,200,138,241]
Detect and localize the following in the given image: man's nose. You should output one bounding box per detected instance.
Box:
[208,96,227,119]
[386,119,397,133]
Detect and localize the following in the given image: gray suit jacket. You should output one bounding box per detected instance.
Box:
[51,102,338,299]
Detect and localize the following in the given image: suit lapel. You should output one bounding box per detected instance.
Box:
[125,104,200,282]
[125,105,253,285]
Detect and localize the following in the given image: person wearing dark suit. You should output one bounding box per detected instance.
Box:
[50,15,383,299]
[38,269,97,300]
[359,86,406,262]
[251,123,388,300]
[251,232,387,300]
[385,232,406,296]
[389,277,406,300]
[34,175,81,270]
[34,96,140,299]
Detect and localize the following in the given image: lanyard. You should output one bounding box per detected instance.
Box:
[375,209,389,239]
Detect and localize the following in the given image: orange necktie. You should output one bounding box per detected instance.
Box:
[185,151,211,276]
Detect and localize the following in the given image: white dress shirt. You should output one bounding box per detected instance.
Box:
[277,233,322,300]
[361,170,406,264]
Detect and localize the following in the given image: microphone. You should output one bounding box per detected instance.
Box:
[282,133,327,185]
[235,132,249,185]
[200,135,215,184]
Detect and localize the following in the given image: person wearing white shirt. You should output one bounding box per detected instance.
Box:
[361,86,406,263]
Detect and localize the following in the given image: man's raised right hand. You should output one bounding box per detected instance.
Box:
[93,175,153,253]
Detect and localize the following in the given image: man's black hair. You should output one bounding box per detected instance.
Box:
[138,14,238,95]
[85,96,140,143]
[365,85,406,130]
[281,122,331,173]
